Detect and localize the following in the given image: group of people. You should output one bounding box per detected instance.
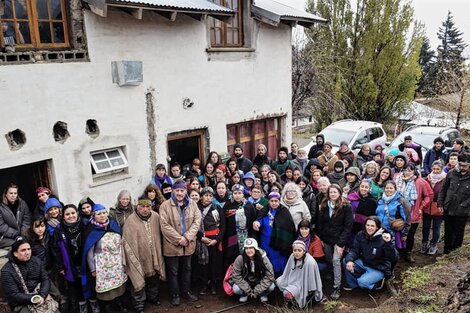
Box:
[0,135,469,312]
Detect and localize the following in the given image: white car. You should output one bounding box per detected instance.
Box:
[303,120,387,155]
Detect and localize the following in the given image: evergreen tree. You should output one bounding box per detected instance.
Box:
[417,37,436,96]
[303,0,423,125]
[434,11,468,95]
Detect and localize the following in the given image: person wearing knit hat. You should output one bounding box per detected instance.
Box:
[33,187,53,217]
[159,174,201,305]
[122,196,165,311]
[273,146,292,176]
[82,203,127,308]
[231,143,253,174]
[253,144,273,169]
[253,189,296,277]
[308,134,326,159]
[318,142,339,174]
[215,164,229,186]
[43,198,62,235]
[276,238,324,308]
[336,141,355,162]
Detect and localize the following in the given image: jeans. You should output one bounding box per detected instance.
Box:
[232,282,275,297]
[323,243,342,288]
[344,259,384,290]
[444,212,467,254]
[422,213,443,244]
[165,255,192,296]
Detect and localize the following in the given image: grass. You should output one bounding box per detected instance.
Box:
[401,266,432,291]
[323,300,345,313]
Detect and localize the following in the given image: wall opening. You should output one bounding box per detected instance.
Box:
[167,129,207,170]
[86,119,100,138]
[5,128,26,151]
[53,121,70,143]
[0,159,53,211]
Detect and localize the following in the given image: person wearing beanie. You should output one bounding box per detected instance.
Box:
[82,203,127,311]
[327,160,345,185]
[1,238,59,311]
[336,141,355,162]
[318,141,339,174]
[253,144,273,169]
[231,238,275,303]
[276,239,324,308]
[43,198,63,235]
[273,146,292,176]
[308,134,325,159]
[194,186,226,296]
[222,183,256,269]
[398,135,423,166]
[33,186,54,217]
[231,144,253,174]
[159,178,201,305]
[423,136,447,177]
[253,191,296,276]
[122,198,165,312]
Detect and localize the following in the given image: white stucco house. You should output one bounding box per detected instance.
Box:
[0,0,326,208]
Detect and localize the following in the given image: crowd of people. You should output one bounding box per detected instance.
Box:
[0,136,469,312]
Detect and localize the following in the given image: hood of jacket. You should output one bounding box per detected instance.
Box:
[306,158,321,168]
[393,152,408,168]
[242,171,255,184]
[345,166,361,179]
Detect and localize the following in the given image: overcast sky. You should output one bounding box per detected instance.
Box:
[277,0,470,56]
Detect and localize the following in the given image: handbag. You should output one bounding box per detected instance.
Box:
[223,263,235,296]
[430,202,443,217]
[384,204,405,232]
[12,263,59,313]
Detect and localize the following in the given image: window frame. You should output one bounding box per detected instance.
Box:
[208,0,244,48]
[90,147,129,177]
[0,0,70,50]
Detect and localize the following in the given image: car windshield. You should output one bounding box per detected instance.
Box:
[389,132,437,149]
[319,128,356,147]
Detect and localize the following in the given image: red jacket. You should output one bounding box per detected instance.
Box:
[411,177,434,223]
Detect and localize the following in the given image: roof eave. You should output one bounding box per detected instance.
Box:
[251,4,328,28]
[84,0,234,22]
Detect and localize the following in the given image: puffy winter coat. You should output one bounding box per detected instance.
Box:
[438,169,470,216]
[317,202,354,248]
[411,176,433,223]
[376,192,411,236]
[0,199,31,248]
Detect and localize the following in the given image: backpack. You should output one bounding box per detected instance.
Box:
[223,264,234,296]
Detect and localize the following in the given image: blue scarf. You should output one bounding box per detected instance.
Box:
[171,193,190,235]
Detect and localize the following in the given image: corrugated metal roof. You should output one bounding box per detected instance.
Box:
[253,0,327,25]
[109,0,233,13]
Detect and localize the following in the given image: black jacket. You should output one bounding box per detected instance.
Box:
[197,202,226,242]
[438,169,470,216]
[253,155,273,169]
[0,199,31,248]
[345,228,395,278]
[302,185,317,228]
[1,254,50,308]
[257,205,296,257]
[317,203,354,248]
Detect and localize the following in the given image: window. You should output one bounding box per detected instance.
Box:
[368,127,384,140]
[90,147,128,176]
[354,130,369,146]
[0,0,69,50]
[209,0,243,47]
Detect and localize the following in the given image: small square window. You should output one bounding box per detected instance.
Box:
[90,147,128,176]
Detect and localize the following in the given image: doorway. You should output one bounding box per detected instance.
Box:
[167,129,207,169]
[0,160,53,211]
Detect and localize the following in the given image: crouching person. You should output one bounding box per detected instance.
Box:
[122,199,166,313]
[1,239,59,313]
[343,216,397,296]
[276,240,323,308]
[232,238,275,303]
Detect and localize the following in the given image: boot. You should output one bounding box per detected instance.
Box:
[419,242,429,254]
[79,302,88,313]
[89,300,100,313]
[385,279,398,297]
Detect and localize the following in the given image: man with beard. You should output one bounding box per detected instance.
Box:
[123,199,166,313]
[159,180,201,306]
[438,153,470,254]
[231,144,253,174]
[308,134,325,159]
[423,137,446,177]
[253,144,273,168]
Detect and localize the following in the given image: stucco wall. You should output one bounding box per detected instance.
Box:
[0,9,293,207]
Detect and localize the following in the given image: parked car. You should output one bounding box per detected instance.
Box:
[302,120,387,155]
[385,125,461,157]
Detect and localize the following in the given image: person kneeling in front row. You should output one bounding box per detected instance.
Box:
[343,216,398,296]
[232,238,275,303]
